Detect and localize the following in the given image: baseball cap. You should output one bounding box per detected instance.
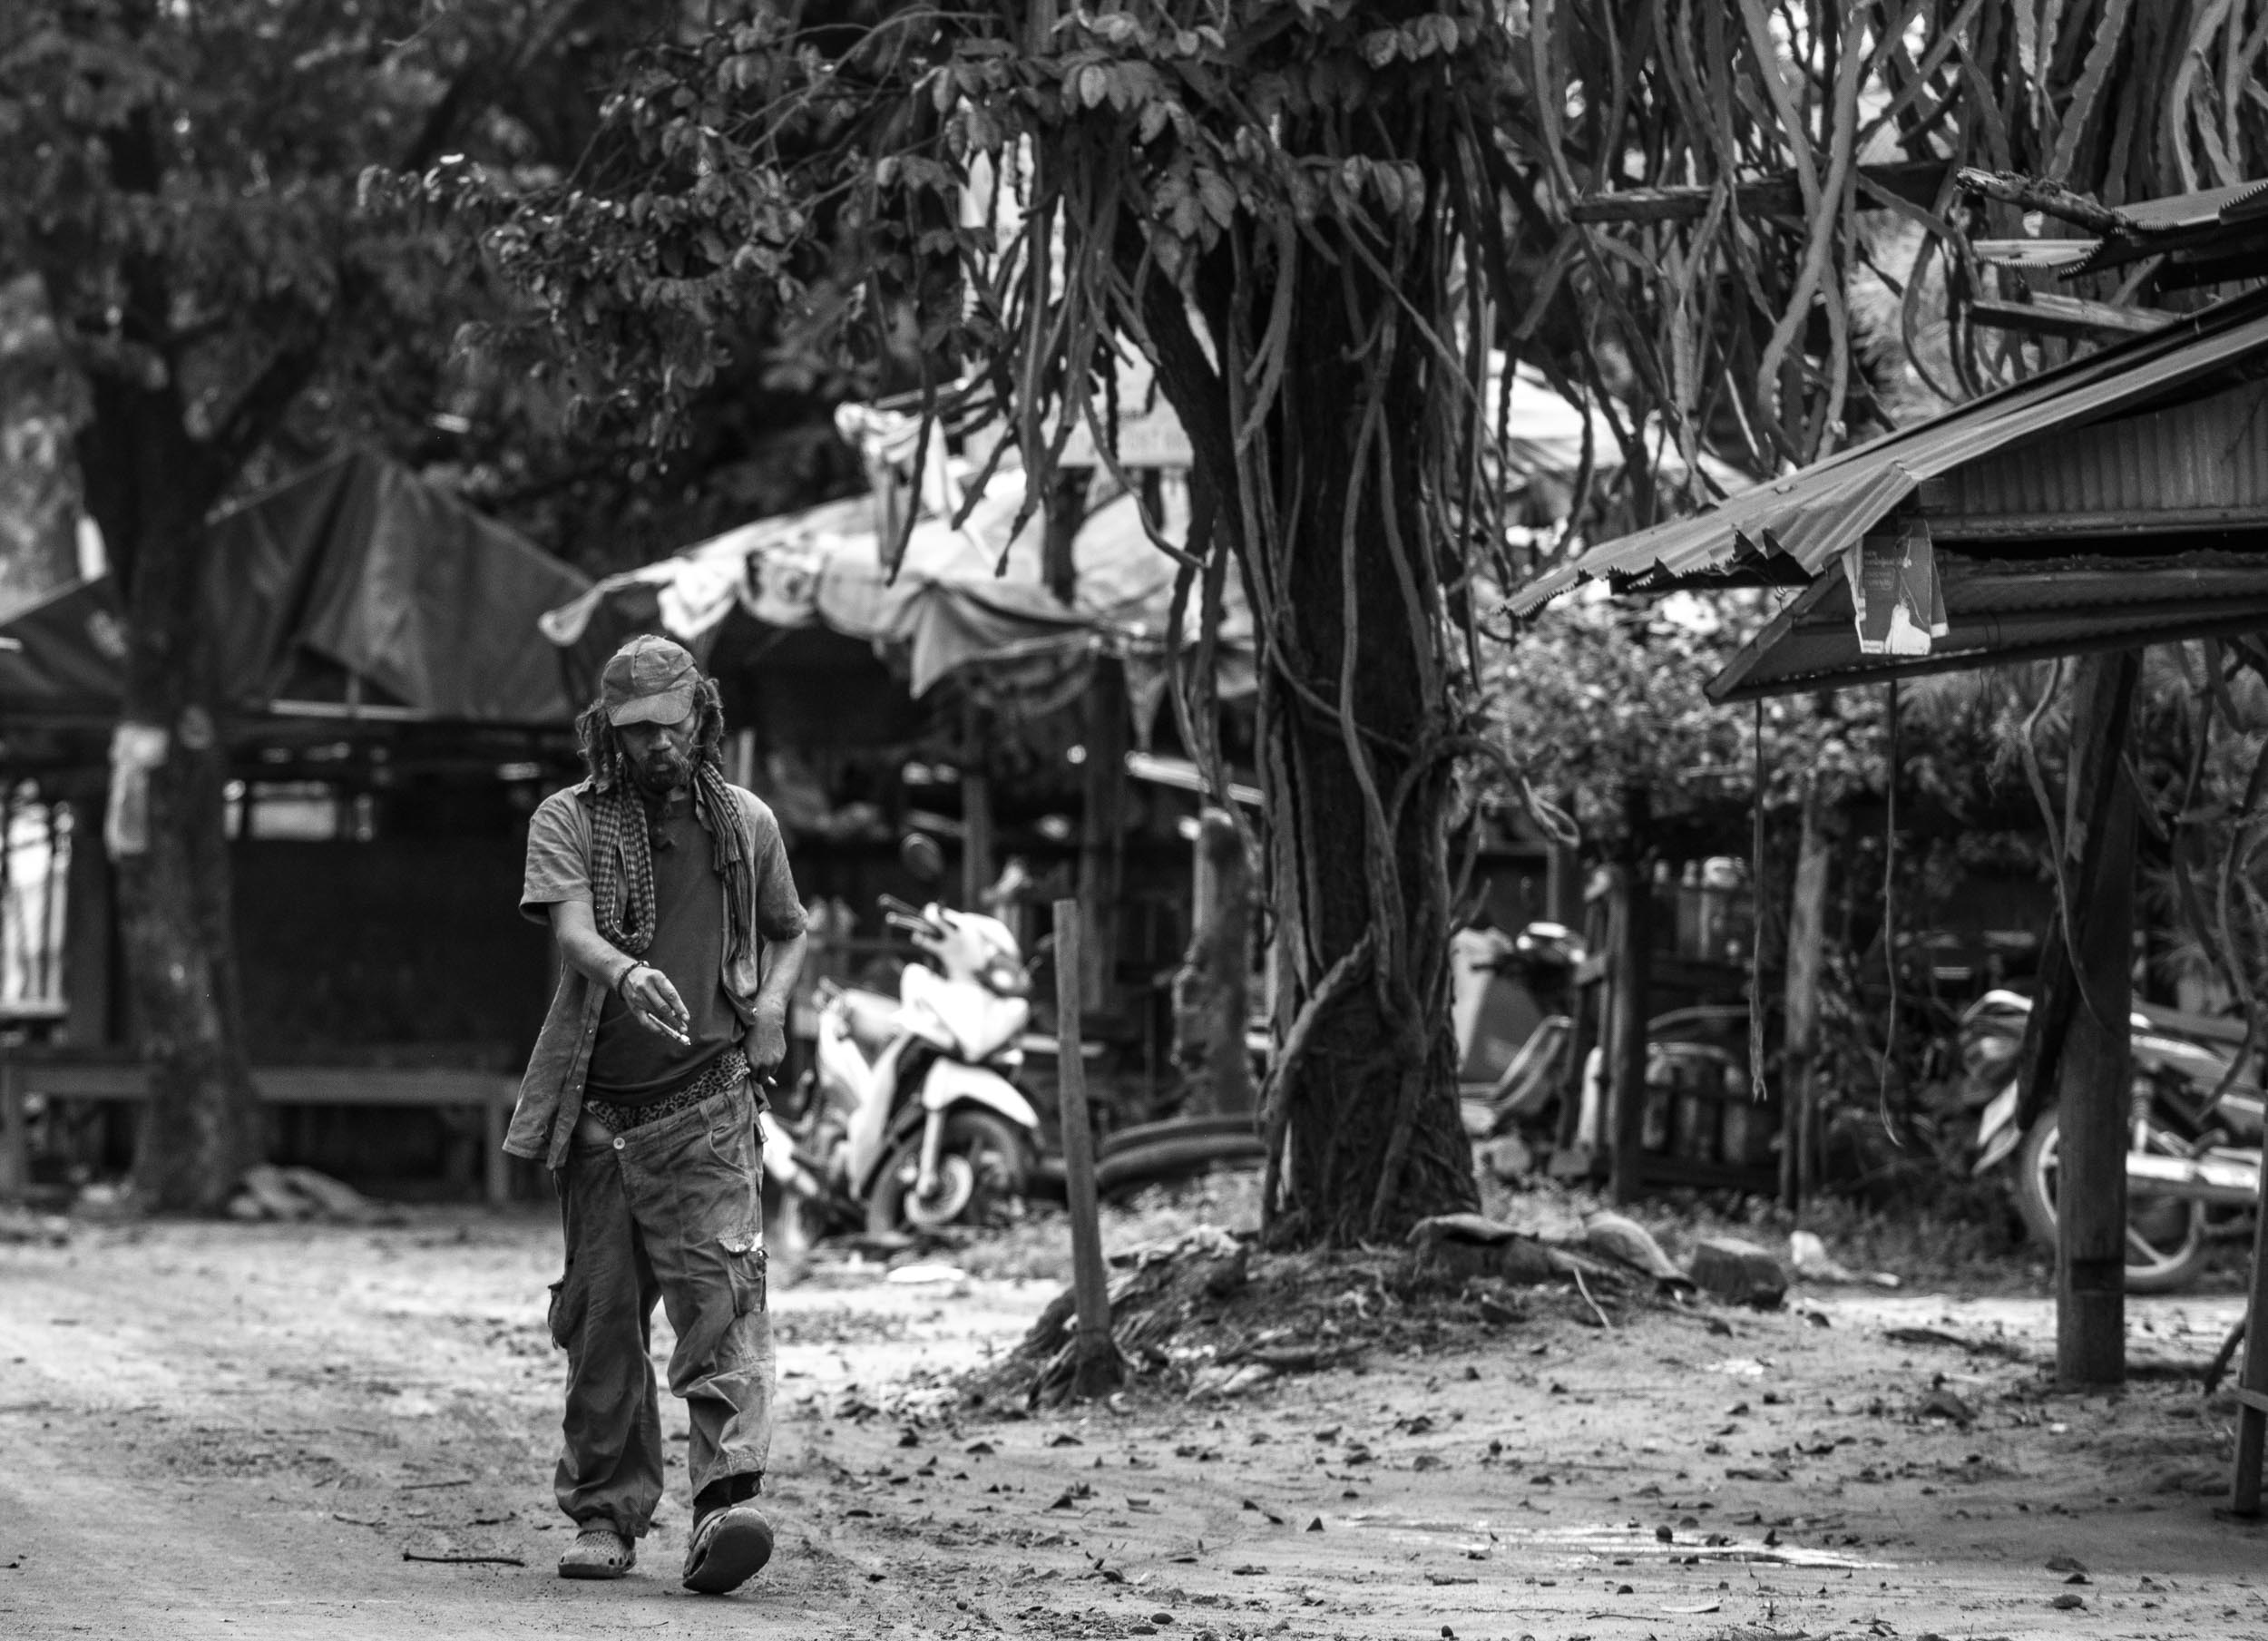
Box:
[601,635,700,726]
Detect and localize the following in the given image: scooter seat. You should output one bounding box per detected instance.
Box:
[838,988,902,1059]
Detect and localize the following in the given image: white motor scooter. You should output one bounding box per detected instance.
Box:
[771,894,1041,1236]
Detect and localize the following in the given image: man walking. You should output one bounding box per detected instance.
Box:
[506,634,808,1594]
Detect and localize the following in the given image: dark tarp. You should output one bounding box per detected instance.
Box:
[0,575,131,723]
[0,450,589,726]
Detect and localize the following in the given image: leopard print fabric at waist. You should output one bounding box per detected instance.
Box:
[581,1047,751,1135]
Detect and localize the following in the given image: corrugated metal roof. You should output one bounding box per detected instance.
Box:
[2116,179,2268,233]
[2074,177,2268,272]
[1921,379,2268,530]
[1510,287,2268,616]
[1708,551,2268,701]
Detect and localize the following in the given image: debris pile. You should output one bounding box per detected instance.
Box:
[228,1165,400,1225]
[0,1204,71,1246]
[1007,1226,1250,1407]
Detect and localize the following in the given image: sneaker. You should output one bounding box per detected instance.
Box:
[680,1501,774,1594]
[558,1524,635,1579]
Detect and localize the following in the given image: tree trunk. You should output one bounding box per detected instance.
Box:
[1256,650,1472,1243]
[1115,99,1478,1249]
[77,386,260,1214]
[1243,263,1476,1246]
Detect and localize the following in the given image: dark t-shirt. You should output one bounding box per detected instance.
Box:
[584,802,740,1101]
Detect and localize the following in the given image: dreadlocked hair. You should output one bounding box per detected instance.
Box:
[574,673,729,789]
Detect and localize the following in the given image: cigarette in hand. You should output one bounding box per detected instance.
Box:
[640,1011,691,1046]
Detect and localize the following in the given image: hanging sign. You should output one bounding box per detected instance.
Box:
[1843,519,1947,657]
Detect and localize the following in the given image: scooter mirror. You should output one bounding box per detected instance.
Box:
[899,830,948,885]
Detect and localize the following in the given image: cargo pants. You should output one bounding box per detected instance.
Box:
[547,1076,774,1538]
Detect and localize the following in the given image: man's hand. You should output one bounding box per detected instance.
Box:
[744,1001,788,1079]
[622,964,691,1044]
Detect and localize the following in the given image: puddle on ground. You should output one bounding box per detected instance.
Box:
[1337,1513,1893,1570]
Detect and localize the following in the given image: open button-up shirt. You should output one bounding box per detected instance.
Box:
[508,777,807,1169]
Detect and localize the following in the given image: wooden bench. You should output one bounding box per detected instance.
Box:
[0,1058,521,1206]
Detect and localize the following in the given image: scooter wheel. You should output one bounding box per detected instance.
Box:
[2012,1112,2212,1294]
[866,1111,1031,1236]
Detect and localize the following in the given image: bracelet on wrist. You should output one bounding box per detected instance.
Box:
[616,960,644,993]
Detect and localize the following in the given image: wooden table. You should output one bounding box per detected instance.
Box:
[0,1057,520,1206]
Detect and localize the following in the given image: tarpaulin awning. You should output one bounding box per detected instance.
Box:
[0,450,591,726]
[544,362,1732,701]
[1511,287,2268,617]
[0,575,131,723]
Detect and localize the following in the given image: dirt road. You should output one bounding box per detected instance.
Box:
[3,1210,2263,1640]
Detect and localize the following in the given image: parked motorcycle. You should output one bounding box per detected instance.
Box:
[1962,988,2264,1293]
[767,892,1041,1237]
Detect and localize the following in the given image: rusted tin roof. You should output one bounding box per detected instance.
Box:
[1510,286,2268,617]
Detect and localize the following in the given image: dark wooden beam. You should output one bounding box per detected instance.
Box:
[2054,650,2140,1389]
[1955,167,2128,235]
[1965,292,2177,340]
[1569,160,1947,226]
[1608,784,1654,1206]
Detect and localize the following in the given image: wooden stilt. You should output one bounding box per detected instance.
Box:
[2231,1169,2268,1517]
[2054,650,2140,1390]
[1051,898,1122,1399]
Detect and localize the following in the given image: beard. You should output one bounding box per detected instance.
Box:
[624,740,693,798]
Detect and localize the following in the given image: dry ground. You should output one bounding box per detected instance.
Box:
[1,1205,2263,1641]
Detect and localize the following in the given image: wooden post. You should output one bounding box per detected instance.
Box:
[1780,780,1831,1209]
[0,1058,24,1202]
[1609,786,1653,1205]
[483,1089,510,1208]
[2056,650,2140,1389]
[961,697,993,911]
[1051,898,1122,1397]
[1078,659,1128,1020]
[1545,840,1583,930]
[963,769,994,911]
[1174,808,1254,1115]
[2233,1168,2268,1516]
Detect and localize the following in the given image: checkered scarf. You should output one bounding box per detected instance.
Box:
[589,763,755,969]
